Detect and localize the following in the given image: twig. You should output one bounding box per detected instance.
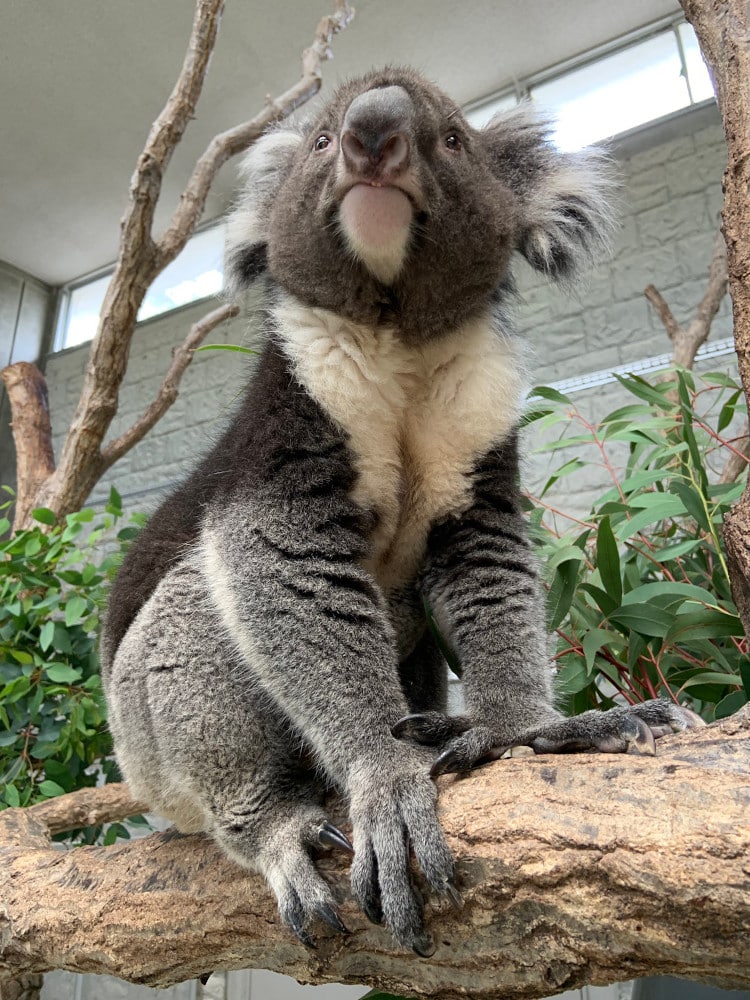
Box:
[100,302,239,470]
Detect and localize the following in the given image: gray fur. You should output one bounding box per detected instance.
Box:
[103,68,699,954]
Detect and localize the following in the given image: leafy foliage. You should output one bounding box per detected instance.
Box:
[524,369,750,722]
[0,486,145,842]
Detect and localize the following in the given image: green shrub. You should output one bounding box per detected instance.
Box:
[0,486,144,842]
[524,368,750,722]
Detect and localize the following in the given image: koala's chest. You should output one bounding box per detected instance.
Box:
[276,298,525,591]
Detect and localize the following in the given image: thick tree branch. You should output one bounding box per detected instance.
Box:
[1,712,749,997]
[680,0,750,636]
[22,0,353,527]
[0,363,56,530]
[100,302,240,471]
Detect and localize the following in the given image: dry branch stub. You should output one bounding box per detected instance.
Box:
[1,710,748,997]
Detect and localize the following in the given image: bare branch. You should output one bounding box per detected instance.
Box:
[645,226,729,370]
[0,362,56,531]
[100,302,240,470]
[1,713,750,993]
[644,283,681,342]
[157,0,354,263]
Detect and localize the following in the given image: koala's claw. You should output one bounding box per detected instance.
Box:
[315,902,350,935]
[318,821,354,855]
[391,711,469,744]
[412,932,436,958]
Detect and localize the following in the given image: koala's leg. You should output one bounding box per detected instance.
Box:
[106,561,351,943]
[398,628,448,714]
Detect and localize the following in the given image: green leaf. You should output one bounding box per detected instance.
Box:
[555,657,592,695]
[666,608,744,643]
[547,559,579,630]
[529,385,572,405]
[45,663,83,684]
[24,535,42,558]
[38,780,66,798]
[614,497,686,540]
[669,481,710,532]
[52,624,73,655]
[621,582,718,609]
[714,689,748,719]
[717,390,742,433]
[608,604,674,638]
[596,516,621,605]
[582,628,621,672]
[3,784,20,808]
[31,508,56,526]
[65,595,88,628]
[39,620,55,652]
[195,343,257,355]
[613,373,673,410]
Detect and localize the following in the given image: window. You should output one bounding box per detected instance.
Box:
[465,19,715,150]
[56,225,225,351]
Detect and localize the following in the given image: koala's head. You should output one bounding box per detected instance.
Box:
[226,67,615,340]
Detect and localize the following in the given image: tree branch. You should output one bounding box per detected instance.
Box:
[1,712,749,996]
[0,363,56,531]
[645,228,728,370]
[100,302,239,471]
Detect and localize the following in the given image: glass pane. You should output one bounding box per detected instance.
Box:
[532,31,691,150]
[63,273,109,348]
[138,226,224,322]
[61,226,225,349]
[678,22,715,102]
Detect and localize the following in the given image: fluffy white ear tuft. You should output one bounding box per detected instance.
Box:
[224,128,302,294]
[482,105,618,282]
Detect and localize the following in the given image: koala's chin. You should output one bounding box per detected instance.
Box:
[339,182,413,284]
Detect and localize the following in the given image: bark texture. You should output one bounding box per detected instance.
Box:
[1,711,749,998]
[0,363,56,529]
[679,0,750,634]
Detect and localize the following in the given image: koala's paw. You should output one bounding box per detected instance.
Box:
[348,753,459,955]
[239,817,353,948]
[393,700,705,776]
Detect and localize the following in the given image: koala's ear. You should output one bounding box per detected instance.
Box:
[224,127,303,293]
[481,105,617,282]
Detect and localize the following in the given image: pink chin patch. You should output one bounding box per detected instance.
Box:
[340,183,412,248]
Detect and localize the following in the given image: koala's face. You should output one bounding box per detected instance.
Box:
[226,68,615,340]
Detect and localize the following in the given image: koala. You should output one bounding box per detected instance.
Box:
[102,67,703,956]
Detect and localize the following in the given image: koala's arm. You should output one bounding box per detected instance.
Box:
[420,431,559,739]
[410,430,703,770]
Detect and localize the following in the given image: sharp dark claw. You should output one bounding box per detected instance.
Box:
[318,821,354,855]
[430,749,460,777]
[363,897,384,925]
[290,920,316,949]
[315,902,349,935]
[199,973,213,986]
[443,881,463,910]
[412,932,436,958]
[392,713,430,738]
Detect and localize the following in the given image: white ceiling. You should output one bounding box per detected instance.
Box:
[2,0,680,287]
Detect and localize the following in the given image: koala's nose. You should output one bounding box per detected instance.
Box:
[341,85,413,179]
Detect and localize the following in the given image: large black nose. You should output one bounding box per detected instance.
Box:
[341,85,413,179]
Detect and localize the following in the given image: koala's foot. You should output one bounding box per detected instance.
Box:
[348,751,459,956]
[393,700,706,776]
[215,807,352,947]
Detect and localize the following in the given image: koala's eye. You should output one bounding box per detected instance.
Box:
[314,134,332,152]
[445,133,463,152]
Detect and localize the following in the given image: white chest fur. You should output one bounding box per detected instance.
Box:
[275,294,525,591]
